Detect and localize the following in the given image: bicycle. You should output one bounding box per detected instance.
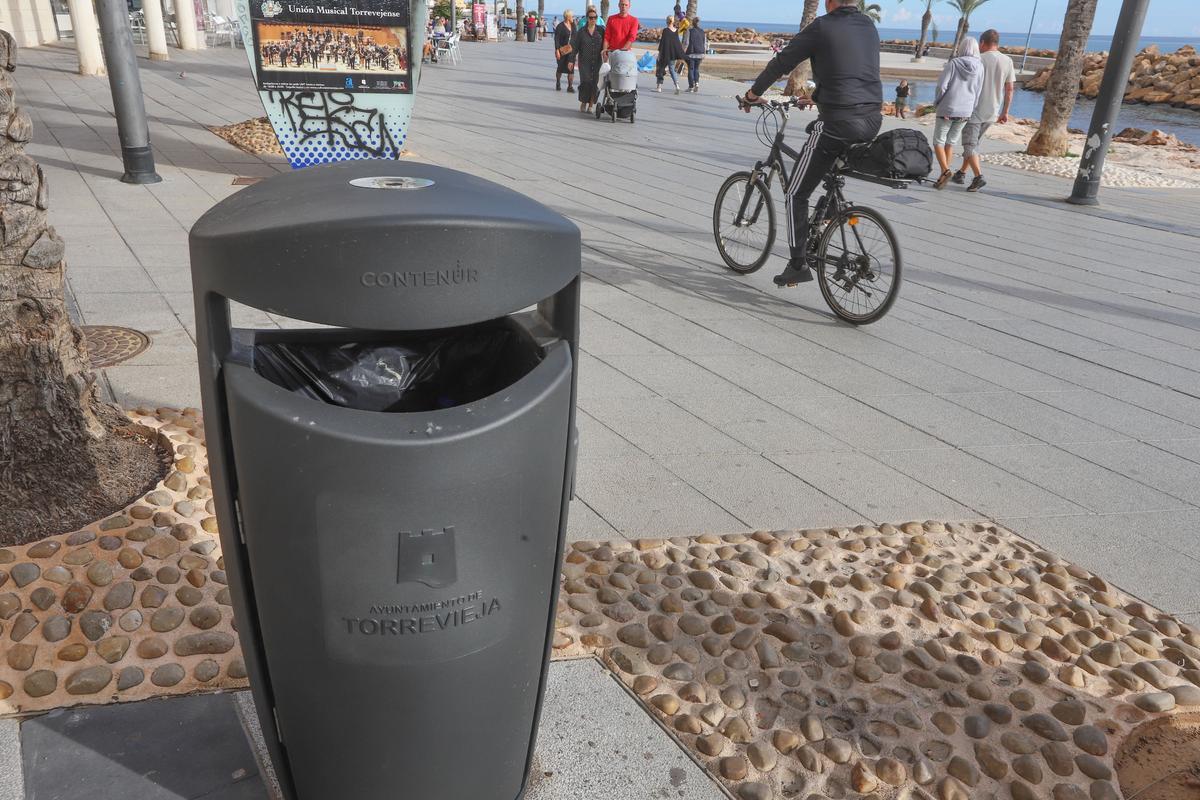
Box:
[713,96,905,325]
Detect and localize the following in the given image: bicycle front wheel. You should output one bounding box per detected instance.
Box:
[713,171,776,274]
[815,206,902,325]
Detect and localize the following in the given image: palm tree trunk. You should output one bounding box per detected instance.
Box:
[600,0,610,20]
[515,0,524,37]
[538,0,544,23]
[685,0,696,20]
[1027,0,1099,156]
[952,15,967,50]
[0,42,161,545]
[915,2,932,58]
[782,0,820,96]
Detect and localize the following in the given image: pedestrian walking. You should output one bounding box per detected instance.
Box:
[894,79,910,118]
[683,17,705,92]
[655,15,684,94]
[554,10,577,92]
[572,7,605,113]
[601,0,638,58]
[931,36,983,190]
[525,12,538,42]
[952,29,1015,192]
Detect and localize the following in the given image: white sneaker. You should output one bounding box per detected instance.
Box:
[675,87,680,94]
[655,85,661,92]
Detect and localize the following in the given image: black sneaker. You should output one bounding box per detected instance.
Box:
[951,170,966,185]
[967,175,987,192]
[773,258,814,287]
[567,86,575,93]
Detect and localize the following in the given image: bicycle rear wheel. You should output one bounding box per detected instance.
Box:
[815,206,901,325]
[713,171,775,274]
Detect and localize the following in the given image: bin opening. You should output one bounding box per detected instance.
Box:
[251,319,544,412]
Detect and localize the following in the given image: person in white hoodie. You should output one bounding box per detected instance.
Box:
[932,36,984,189]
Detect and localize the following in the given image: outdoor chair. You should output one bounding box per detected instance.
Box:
[433,33,461,65]
[128,11,147,44]
[206,14,239,47]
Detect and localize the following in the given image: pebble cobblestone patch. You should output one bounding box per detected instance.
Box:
[554,522,1200,800]
[0,408,246,715]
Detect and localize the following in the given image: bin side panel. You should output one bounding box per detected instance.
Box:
[222,352,571,800]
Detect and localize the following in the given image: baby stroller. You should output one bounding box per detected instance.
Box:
[595,49,638,123]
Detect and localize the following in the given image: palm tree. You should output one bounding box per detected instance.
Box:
[783,0,821,96]
[1028,0,1099,156]
[685,0,697,20]
[913,0,940,60]
[858,0,882,23]
[515,0,524,37]
[948,0,991,50]
[600,0,609,19]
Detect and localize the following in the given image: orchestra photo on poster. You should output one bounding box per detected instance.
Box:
[249,0,413,92]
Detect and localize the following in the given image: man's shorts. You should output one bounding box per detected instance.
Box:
[933,117,968,147]
[962,121,993,157]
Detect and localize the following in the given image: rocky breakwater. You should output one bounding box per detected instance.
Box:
[882,38,1057,59]
[637,26,775,46]
[1026,44,1200,111]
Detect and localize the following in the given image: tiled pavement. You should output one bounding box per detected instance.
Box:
[6,35,1200,798]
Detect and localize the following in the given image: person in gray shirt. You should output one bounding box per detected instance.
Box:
[952,28,1016,192]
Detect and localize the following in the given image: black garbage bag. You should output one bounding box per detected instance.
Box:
[253,320,542,412]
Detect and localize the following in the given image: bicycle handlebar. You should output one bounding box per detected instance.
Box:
[736,95,812,112]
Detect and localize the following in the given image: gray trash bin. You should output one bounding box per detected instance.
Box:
[190,162,580,800]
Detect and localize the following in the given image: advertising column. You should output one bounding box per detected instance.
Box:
[234,0,427,167]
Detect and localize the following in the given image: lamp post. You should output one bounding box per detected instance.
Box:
[94,0,161,183]
[1020,0,1040,74]
[1067,0,1150,206]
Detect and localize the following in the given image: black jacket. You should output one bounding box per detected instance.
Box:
[684,26,704,56]
[750,6,882,120]
[658,28,685,61]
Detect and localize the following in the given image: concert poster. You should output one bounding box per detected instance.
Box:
[248,0,413,93]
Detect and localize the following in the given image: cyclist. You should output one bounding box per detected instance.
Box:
[742,0,883,287]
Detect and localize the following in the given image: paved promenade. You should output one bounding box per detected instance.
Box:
[7,36,1200,798]
[14,38,1200,618]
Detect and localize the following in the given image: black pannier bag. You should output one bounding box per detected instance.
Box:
[850,129,933,180]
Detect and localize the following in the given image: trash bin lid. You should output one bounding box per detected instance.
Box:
[190,162,580,331]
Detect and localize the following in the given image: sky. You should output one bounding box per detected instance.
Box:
[698,0,1198,37]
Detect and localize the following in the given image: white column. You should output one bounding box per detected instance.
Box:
[142,0,170,60]
[65,0,105,75]
[174,0,200,49]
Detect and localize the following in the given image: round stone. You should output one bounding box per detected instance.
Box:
[61,581,93,612]
[65,666,113,695]
[103,582,135,612]
[194,659,220,682]
[737,782,770,800]
[30,587,55,610]
[117,548,143,569]
[1073,725,1107,756]
[23,670,57,697]
[151,663,185,687]
[718,756,748,781]
[1024,713,1069,742]
[1042,741,1076,776]
[150,607,184,633]
[1050,700,1087,726]
[96,636,131,663]
[11,563,40,587]
[1133,692,1175,713]
[188,605,221,630]
[175,586,203,606]
[10,612,38,642]
[137,637,169,659]
[42,615,72,642]
[79,610,113,641]
[964,715,991,739]
[117,666,145,690]
[141,586,168,608]
[119,610,144,632]
[6,643,36,671]
[143,535,181,560]
[228,660,248,679]
[86,561,114,587]
[746,741,776,771]
[27,541,61,559]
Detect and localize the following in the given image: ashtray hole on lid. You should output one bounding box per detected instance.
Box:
[349,176,435,190]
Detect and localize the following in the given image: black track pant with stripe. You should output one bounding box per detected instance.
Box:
[786,115,882,259]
